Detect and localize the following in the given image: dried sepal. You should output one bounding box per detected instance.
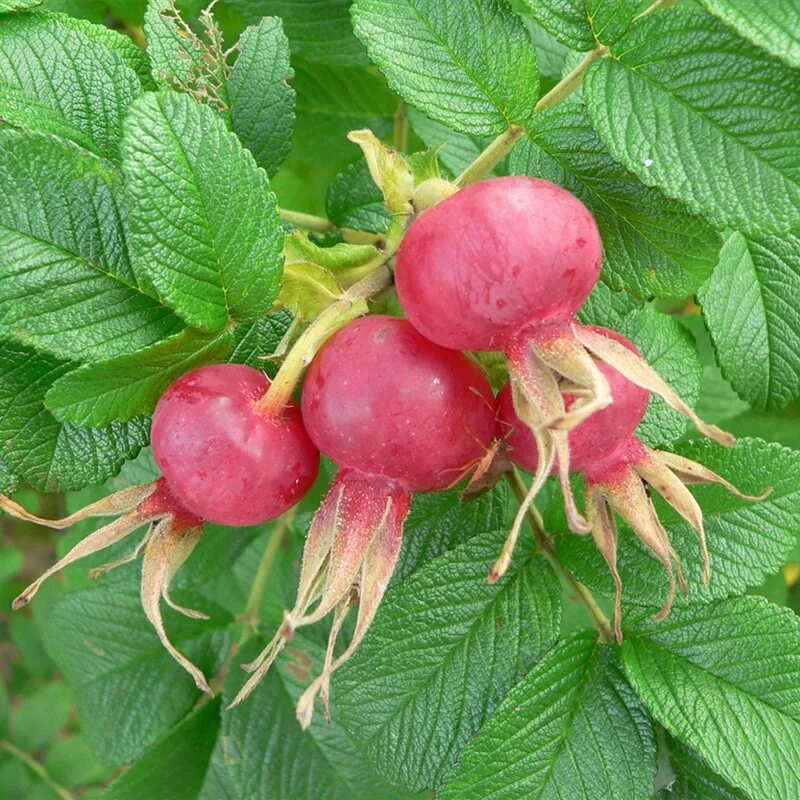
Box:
[574,324,735,447]
[13,509,158,610]
[230,471,411,718]
[140,518,209,692]
[585,487,622,643]
[0,482,157,529]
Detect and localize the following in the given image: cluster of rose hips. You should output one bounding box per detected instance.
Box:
[1,177,761,726]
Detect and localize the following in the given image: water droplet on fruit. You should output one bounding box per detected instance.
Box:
[496,299,507,309]
[576,238,586,248]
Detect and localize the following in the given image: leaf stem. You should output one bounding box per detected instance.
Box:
[455,124,524,187]
[392,100,409,152]
[506,471,613,642]
[0,740,76,800]
[254,263,393,414]
[534,44,608,112]
[279,209,335,234]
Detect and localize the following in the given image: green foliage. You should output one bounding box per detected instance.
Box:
[1,0,800,797]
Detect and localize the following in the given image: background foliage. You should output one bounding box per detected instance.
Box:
[1,0,799,798]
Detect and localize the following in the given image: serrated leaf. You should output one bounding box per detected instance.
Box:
[335,532,561,790]
[439,632,656,800]
[123,91,283,331]
[0,131,181,362]
[407,108,506,178]
[585,6,800,233]
[202,638,419,800]
[291,61,396,163]
[45,328,235,427]
[555,438,800,610]
[0,0,41,11]
[511,104,720,299]
[0,340,149,492]
[44,571,231,765]
[228,16,294,176]
[700,229,800,409]
[699,0,800,68]
[326,160,390,234]
[352,0,538,136]
[621,596,800,800]
[101,700,220,800]
[54,10,152,87]
[666,735,748,800]
[522,0,648,50]
[578,282,643,331]
[230,311,293,369]
[519,15,574,80]
[225,0,370,66]
[0,11,142,159]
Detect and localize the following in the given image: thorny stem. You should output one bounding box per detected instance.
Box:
[254,264,393,414]
[507,471,614,642]
[534,45,608,111]
[1,740,77,800]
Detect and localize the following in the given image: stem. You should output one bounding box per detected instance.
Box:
[1,741,76,800]
[455,125,525,187]
[280,209,335,234]
[254,264,393,414]
[392,101,409,152]
[534,45,608,112]
[507,471,613,642]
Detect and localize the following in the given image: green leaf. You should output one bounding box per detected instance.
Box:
[335,532,561,790]
[394,482,509,581]
[621,596,800,800]
[520,14,574,80]
[44,571,231,765]
[228,16,295,176]
[45,328,235,427]
[407,108,507,178]
[352,0,538,136]
[326,160,390,234]
[556,438,800,610]
[11,682,71,752]
[699,0,800,68]
[522,0,648,50]
[585,6,800,234]
[0,11,142,160]
[202,638,419,800]
[230,311,293,369]
[122,91,283,331]
[0,0,42,12]
[700,229,800,409]
[511,104,721,299]
[0,682,8,738]
[101,700,220,800]
[666,735,748,800]
[291,61,396,163]
[54,10,152,88]
[0,130,180,362]
[45,736,110,788]
[578,281,642,330]
[439,632,656,800]
[0,341,150,492]
[225,0,370,66]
